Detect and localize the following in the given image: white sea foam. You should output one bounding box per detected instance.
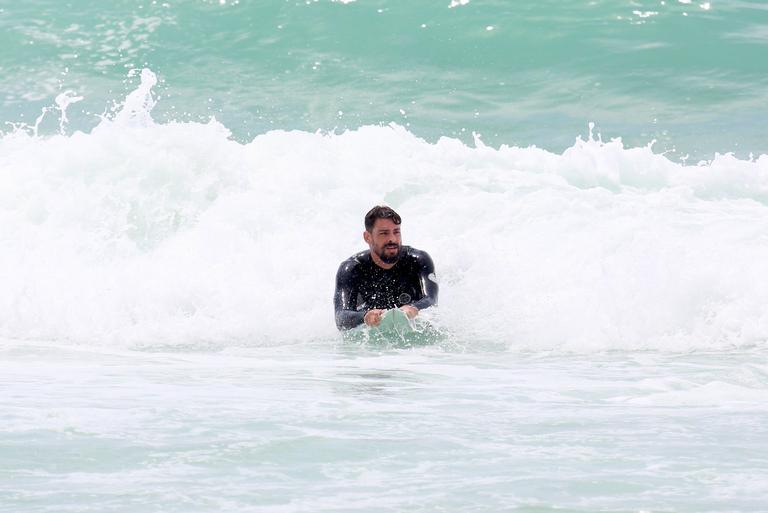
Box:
[2,70,768,351]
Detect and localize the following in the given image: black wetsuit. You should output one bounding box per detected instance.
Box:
[334,246,438,330]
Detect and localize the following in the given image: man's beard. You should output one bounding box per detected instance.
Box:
[377,244,401,264]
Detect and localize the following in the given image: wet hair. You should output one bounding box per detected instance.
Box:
[364,205,402,232]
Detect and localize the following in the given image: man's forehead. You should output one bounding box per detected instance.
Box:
[372,218,401,231]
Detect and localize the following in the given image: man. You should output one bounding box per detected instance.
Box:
[334,205,438,330]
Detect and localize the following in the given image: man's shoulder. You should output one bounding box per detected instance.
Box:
[337,250,371,274]
[402,246,433,264]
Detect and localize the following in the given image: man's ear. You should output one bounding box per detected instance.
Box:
[363,230,371,244]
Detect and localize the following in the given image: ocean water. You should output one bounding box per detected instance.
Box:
[2,1,768,512]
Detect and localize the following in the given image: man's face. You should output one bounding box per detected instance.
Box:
[364,218,402,265]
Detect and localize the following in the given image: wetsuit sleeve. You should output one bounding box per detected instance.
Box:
[334,260,366,330]
[411,251,438,311]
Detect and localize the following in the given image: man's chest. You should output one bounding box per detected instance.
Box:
[357,267,417,299]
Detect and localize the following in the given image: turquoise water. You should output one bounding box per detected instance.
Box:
[3,344,768,513]
[2,1,768,512]
[2,0,767,159]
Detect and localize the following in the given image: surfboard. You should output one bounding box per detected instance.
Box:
[373,308,415,336]
[343,308,441,347]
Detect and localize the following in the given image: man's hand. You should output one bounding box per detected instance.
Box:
[399,305,419,319]
[364,309,385,327]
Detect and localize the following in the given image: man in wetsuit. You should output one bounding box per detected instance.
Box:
[334,205,438,330]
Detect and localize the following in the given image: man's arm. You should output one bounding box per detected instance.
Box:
[334,260,365,330]
[410,250,438,311]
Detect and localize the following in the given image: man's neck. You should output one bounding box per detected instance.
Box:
[370,251,396,270]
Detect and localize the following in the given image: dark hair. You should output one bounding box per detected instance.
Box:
[364,205,401,232]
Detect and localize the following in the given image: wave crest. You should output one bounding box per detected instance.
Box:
[2,73,767,351]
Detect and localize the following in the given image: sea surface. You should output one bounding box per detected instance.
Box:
[2,1,768,512]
